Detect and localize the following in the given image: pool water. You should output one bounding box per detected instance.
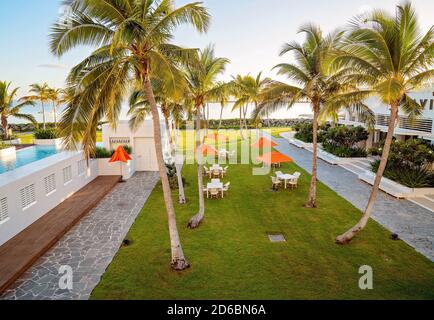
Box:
[0,146,60,174]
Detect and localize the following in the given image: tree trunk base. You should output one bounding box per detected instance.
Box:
[171,258,190,271]
[335,226,362,245]
[188,213,204,229]
[179,197,187,205]
[305,201,316,209]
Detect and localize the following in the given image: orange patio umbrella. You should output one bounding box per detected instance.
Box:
[257,151,293,166]
[199,144,218,156]
[251,137,278,149]
[109,146,132,181]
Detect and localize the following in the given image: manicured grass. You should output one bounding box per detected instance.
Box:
[271,127,291,137]
[91,136,434,300]
[16,131,103,144]
[16,133,34,144]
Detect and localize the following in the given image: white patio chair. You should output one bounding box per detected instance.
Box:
[223,182,231,192]
[209,188,220,199]
[271,176,282,190]
[288,173,301,189]
[203,166,210,176]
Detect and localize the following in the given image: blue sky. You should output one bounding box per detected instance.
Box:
[1,0,433,96]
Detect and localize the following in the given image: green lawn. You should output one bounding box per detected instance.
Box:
[91,136,434,300]
[16,131,103,144]
[271,127,291,137]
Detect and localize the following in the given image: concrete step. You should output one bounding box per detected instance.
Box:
[409,197,434,213]
[340,163,368,176]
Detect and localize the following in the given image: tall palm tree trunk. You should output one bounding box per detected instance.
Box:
[218,104,224,130]
[336,106,398,244]
[143,78,189,270]
[41,102,46,130]
[306,106,319,208]
[188,107,205,229]
[243,105,249,133]
[53,102,58,126]
[164,115,173,154]
[239,108,245,140]
[172,120,186,205]
[1,115,9,140]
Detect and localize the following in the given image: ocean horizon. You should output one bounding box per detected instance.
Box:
[10,102,313,124]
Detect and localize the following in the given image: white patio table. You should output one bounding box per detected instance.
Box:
[207,180,224,198]
[276,173,295,189]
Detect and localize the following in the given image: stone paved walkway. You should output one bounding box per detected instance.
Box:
[1,172,160,300]
[273,135,434,261]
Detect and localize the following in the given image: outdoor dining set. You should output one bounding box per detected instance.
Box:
[203,165,231,199]
[271,171,301,190]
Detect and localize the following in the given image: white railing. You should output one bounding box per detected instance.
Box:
[0,151,98,246]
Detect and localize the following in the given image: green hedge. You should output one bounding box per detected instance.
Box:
[93,146,133,159]
[370,139,434,188]
[34,129,58,139]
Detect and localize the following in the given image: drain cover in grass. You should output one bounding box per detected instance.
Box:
[268,234,286,242]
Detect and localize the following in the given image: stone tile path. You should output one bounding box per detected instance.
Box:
[273,136,434,261]
[1,172,160,300]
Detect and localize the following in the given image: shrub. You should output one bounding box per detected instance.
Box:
[370,139,434,188]
[322,141,367,158]
[371,160,432,188]
[94,147,113,159]
[165,162,186,190]
[93,145,132,159]
[122,145,133,155]
[323,126,368,148]
[321,126,369,158]
[34,129,58,139]
[367,147,383,156]
[0,142,10,150]
[293,121,330,143]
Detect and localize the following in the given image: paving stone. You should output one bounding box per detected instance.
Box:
[1,172,160,301]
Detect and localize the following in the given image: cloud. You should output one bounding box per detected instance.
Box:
[357,5,373,15]
[38,63,68,70]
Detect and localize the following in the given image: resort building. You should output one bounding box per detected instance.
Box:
[339,88,434,148]
[101,120,169,172]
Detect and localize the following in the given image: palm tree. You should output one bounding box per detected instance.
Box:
[335,2,434,244]
[21,83,51,129]
[256,25,354,208]
[128,78,188,204]
[231,73,270,138]
[0,81,37,140]
[184,45,230,229]
[47,87,65,126]
[50,0,211,270]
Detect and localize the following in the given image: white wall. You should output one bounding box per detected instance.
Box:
[0,151,98,246]
[102,120,168,172]
[97,158,136,180]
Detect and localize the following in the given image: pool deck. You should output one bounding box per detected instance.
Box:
[0,176,120,296]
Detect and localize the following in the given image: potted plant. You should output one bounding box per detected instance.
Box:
[34,128,63,147]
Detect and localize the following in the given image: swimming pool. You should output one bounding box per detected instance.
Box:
[0,146,60,174]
